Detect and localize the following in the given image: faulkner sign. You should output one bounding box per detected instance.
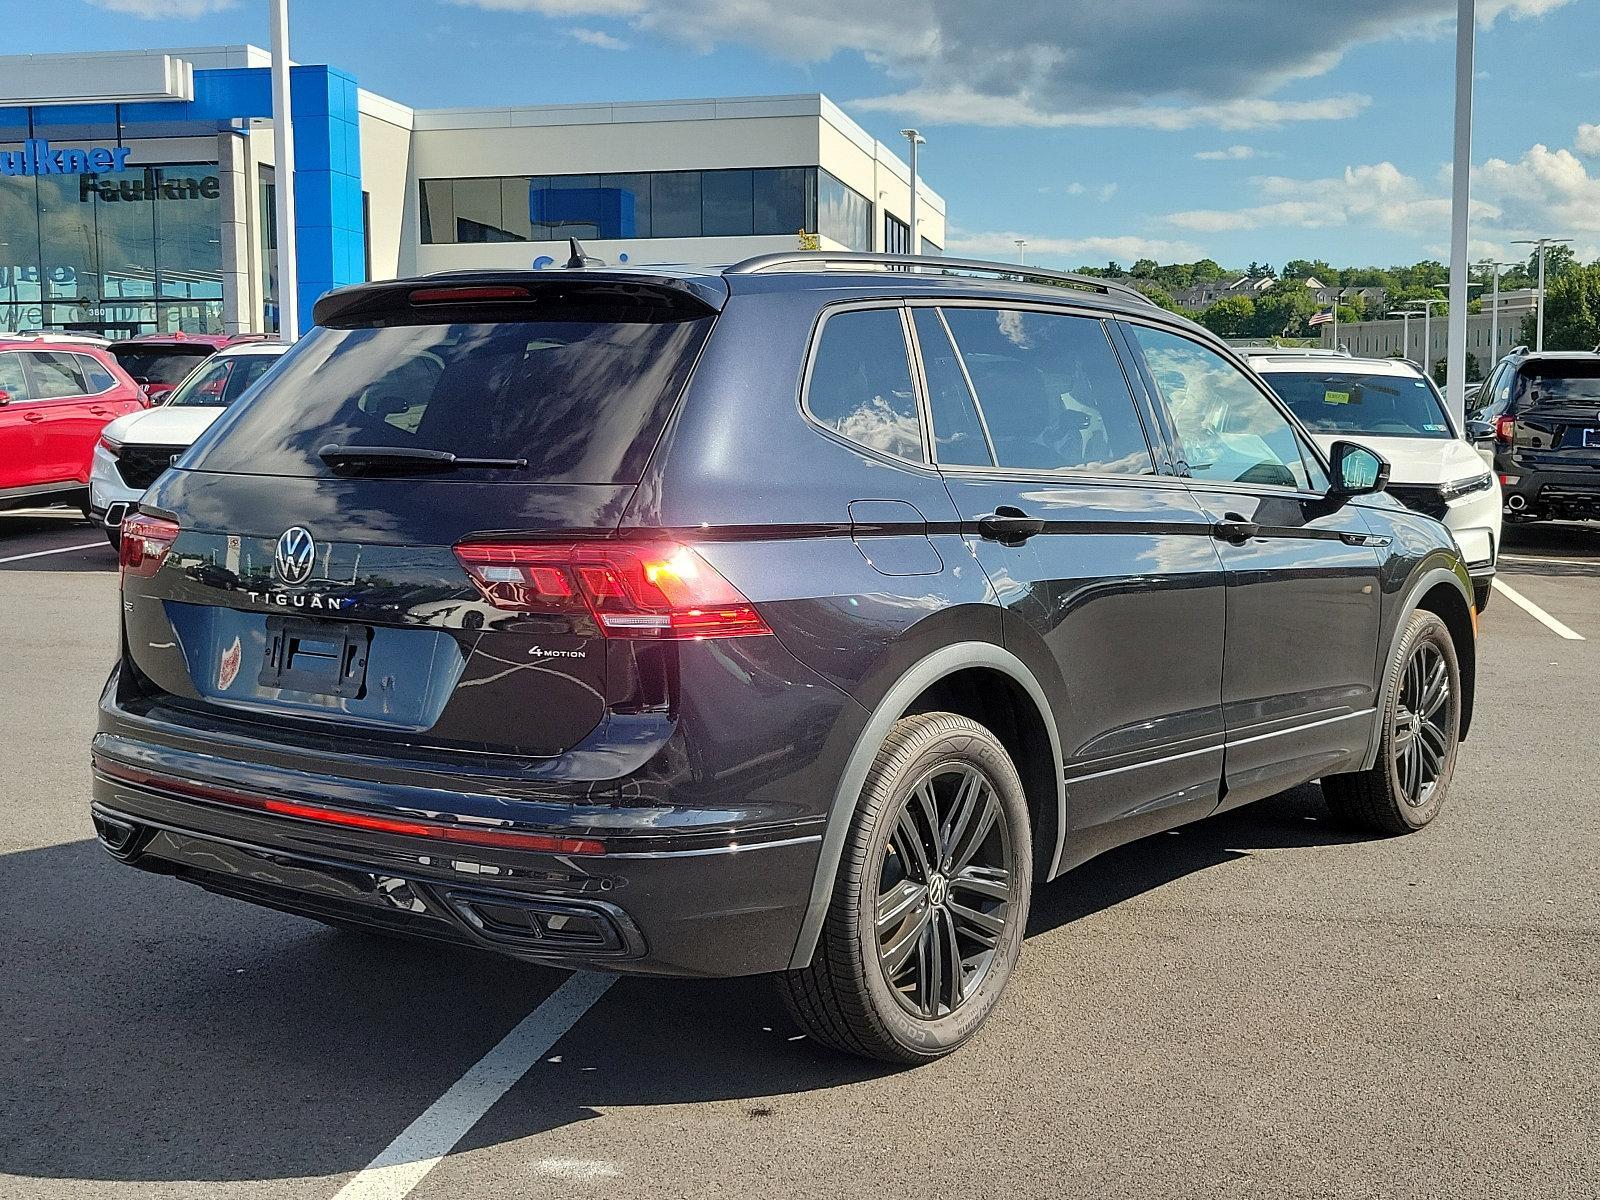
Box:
[0,139,134,176]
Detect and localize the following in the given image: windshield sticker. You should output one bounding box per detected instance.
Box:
[1324,390,1352,405]
[1422,423,1448,432]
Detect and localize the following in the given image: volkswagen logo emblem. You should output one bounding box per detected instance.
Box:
[274,526,316,585]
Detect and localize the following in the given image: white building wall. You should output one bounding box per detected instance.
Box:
[357,90,416,278]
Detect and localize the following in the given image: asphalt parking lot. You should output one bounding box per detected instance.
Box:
[2,507,1597,1200]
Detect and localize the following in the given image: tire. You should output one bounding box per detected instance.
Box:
[780,712,1032,1064]
[1322,610,1461,835]
[1473,580,1491,613]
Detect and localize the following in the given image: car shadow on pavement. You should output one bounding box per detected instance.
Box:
[0,785,1364,1185]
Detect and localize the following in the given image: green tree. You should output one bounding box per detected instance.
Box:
[1283,258,1340,285]
[1200,294,1256,338]
[1519,262,1600,350]
[1130,258,1159,279]
[1251,281,1319,337]
[1529,243,1578,283]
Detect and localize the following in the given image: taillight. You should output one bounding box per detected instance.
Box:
[119,513,180,579]
[453,540,770,639]
[1493,414,1515,444]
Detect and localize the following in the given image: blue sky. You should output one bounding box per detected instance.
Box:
[25,0,1600,271]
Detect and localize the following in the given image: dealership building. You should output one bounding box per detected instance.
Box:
[0,44,946,336]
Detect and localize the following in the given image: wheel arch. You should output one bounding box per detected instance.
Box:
[786,642,1064,971]
[1361,561,1476,771]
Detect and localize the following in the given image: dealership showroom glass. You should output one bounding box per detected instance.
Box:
[0,45,945,337]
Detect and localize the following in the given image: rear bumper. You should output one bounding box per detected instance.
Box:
[91,750,823,977]
[1497,463,1600,514]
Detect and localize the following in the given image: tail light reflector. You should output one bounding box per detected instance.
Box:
[119,513,179,579]
[453,540,770,640]
[1493,414,1515,444]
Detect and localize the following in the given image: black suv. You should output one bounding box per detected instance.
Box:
[94,254,1476,1063]
[1469,346,1600,521]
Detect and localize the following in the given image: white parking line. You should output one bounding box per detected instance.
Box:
[330,971,616,1200]
[1492,578,1585,641]
[0,542,106,565]
[1500,554,1600,568]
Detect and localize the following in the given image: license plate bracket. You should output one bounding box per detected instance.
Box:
[259,616,372,699]
[1583,428,1600,449]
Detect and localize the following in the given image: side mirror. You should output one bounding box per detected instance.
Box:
[1328,439,1390,497]
[1464,418,1496,446]
[0,389,11,406]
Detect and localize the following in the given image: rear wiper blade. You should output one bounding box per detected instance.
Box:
[317,444,527,473]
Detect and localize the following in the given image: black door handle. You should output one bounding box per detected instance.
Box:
[1212,512,1260,543]
[977,506,1045,544]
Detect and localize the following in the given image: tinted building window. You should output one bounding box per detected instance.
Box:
[806,308,921,461]
[0,159,222,334]
[702,170,754,237]
[418,168,831,245]
[884,214,911,255]
[942,308,1154,475]
[651,171,702,238]
[818,169,871,251]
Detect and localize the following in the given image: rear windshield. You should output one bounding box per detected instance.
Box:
[113,347,213,385]
[166,353,281,408]
[1517,360,1600,406]
[186,316,713,482]
[1267,369,1453,439]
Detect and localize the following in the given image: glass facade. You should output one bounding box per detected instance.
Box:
[419,166,861,247]
[0,161,224,334]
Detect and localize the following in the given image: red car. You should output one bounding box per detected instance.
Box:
[108,332,275,403]
[0,339,148,513]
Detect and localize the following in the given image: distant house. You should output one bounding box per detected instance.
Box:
[1172,273,1276,312]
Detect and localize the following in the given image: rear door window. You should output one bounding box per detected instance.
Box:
[805,307,923,461]
[23,351,88,399]
[911,308,992,467]
[187,316,714,483]
[940,307,1155,474]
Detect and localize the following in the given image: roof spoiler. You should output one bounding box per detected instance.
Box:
[311,270,727,327]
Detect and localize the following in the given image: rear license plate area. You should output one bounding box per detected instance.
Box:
[260,616,372,699]
[1582,428,1600,449]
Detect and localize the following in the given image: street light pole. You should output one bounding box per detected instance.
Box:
[1513,236,1573,350]
[270,0,298,340]
[900,129,925,255]
[1444,0,1475,426]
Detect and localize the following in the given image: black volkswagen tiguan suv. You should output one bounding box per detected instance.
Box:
[94,253,1476,1063]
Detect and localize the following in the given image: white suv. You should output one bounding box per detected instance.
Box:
[89,342,288,545]
[1251,353,1501,611]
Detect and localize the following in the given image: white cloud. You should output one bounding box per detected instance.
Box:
[1576,124,1600,158]
[945,230,1205,265]
[447,0,1567,131]
[1163,135,1600,250]
[567,26,628,49]
[1195,145,1261,161]
[851,88,1369,131]
[85,0,235,14]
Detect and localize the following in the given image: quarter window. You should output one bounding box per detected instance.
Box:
[940,308,1154,474]
[806,309,922,461]
[77,355,117,393]
[1128,325,1318,490]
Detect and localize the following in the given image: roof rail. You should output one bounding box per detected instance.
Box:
[724,251,1158,306]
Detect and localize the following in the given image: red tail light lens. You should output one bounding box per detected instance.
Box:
[409,285,530,304]
[1493,414,1515,444]
[119,513,180,579]
[453,540,770,639]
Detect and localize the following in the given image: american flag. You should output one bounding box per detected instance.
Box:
[1308,308,1335,327]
